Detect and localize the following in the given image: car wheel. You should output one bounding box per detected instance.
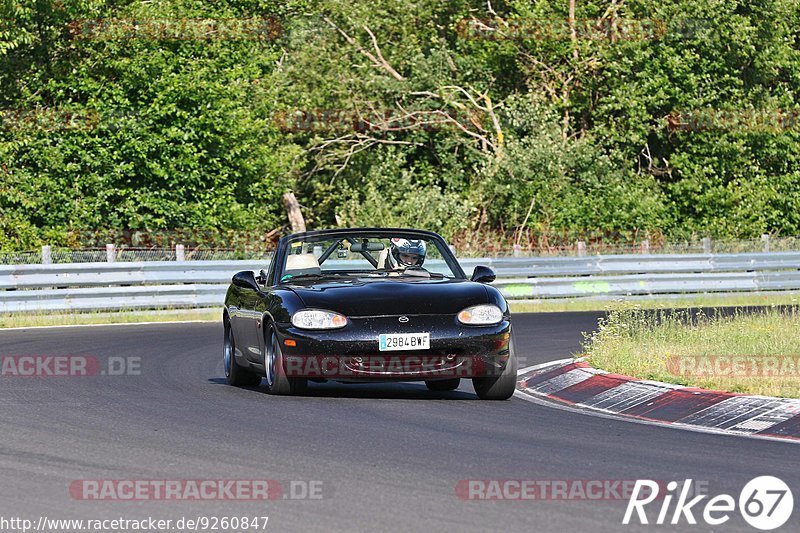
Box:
[425,378,460,391]
[223,318,261,387]
[264,325,307,396]
[472,335,517,400]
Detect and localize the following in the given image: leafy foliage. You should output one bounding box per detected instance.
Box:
[1,0,800,250]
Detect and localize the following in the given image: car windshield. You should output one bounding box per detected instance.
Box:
[277,231,462,281]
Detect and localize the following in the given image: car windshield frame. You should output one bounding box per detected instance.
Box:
[270,228,466,284]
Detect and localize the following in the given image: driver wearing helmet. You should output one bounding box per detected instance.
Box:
[389,238,427,269]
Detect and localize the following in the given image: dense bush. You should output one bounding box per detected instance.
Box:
[1,0,799,250]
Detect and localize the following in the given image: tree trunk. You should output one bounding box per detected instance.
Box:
[569,0,578,60]
[282,192,306,233]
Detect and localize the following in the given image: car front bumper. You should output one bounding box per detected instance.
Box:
[275,315,512,381]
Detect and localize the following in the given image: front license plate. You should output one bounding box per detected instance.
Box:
[378,332,430,351]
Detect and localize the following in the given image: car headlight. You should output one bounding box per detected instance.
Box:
[291,309,348,330]
[457,304,503,325]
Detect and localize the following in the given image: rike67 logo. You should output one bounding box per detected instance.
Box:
[623,477,794,530]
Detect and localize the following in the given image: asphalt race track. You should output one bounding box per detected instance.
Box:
[0,312,798,532]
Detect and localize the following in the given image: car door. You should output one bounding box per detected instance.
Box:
[228,275,264,364]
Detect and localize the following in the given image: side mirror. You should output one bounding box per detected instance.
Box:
[471,265,496,284]
[232,271,261,292]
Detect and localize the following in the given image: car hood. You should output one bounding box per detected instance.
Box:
[287,277,488,317]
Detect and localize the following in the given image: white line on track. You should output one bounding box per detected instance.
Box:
[0,319,217,331]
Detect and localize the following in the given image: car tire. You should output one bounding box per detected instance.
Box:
[223,318,262,387]
[472,335,517,400]
[425,378,460,391]
[264,325,308,395]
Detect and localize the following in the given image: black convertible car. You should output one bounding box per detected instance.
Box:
[222,228,516,400]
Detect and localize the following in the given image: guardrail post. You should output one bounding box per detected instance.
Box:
[577,241,586,257]
[175,244,185,262]
[641,239,650,254]
[41,245,51,265]
[106,243,116,263]
[761,234,770,252]
[702,237,712,253]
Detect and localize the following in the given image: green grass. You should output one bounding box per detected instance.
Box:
[508,292,800,313]
[0,308,219,328]
[583,305,800,398]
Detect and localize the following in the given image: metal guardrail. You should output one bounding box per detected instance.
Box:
[2,252,800,313]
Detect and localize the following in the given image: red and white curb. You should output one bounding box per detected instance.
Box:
[516,360,800,443]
